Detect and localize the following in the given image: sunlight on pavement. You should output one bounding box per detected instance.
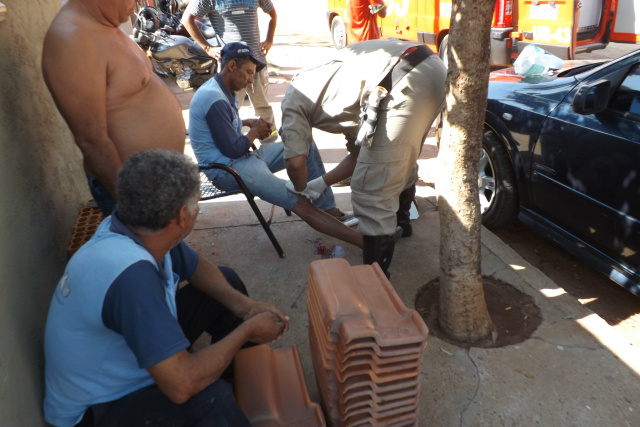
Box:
[540,287,567,298]
[182,109,189,129]
[578,314,640,377]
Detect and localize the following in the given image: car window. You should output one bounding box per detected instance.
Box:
[610,64,640,119]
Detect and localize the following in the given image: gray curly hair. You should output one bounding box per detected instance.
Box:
[116,149,200,231]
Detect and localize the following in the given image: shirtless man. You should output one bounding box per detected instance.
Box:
[42,0,186,215]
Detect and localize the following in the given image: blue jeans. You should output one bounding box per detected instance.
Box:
[85,380,248,427]
[205,141,336,211]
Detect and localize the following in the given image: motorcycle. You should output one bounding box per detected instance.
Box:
[135,0,189,36]
[132,6,218,90]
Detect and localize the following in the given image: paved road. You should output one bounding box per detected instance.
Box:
[575,41,639,60]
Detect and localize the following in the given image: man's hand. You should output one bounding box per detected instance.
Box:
[182,11,221,60]
[285,180,322,200]
[248,117,273,141]
[204,45,221,59]
[259,40,273,56]
[244,301,290,330]
[307,176,328,196]
[242,118,258,128]
[244,301,289,342]
[244,311,288,343]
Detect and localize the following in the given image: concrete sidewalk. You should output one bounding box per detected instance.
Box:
[185,186,640,426]
[176,42,640,426]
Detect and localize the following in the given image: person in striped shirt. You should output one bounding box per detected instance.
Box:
[182,0,278,142]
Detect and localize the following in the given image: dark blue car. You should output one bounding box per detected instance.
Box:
[480,49,640,295]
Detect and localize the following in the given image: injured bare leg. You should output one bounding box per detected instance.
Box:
[292,195,363,249]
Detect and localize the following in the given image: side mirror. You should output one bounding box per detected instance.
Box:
[572,79,611,115]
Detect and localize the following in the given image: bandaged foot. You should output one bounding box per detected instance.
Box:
[285,180,322,200]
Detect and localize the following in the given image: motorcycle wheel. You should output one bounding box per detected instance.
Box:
[134,7,159,33]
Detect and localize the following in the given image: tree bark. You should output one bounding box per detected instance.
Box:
[436,0,497,342]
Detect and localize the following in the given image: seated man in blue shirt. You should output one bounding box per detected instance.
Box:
[189,42,362,249]
[43,149,289,427]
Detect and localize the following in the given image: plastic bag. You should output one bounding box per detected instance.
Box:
[513,44,564,76]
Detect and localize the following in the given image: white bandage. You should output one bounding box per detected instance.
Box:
[285,180,322,200]
[306,177,328,196]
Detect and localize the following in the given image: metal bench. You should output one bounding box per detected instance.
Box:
[198,163,286,258]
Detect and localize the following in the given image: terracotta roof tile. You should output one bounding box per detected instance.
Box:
[233,344,325,427]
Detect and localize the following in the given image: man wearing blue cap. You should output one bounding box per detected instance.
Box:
[182,0,277,141]
[189,43,362,249]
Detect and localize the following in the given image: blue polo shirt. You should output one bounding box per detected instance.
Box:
[189,74,254,166]
[43,215,197,427]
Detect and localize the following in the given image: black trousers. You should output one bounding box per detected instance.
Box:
[75,267,251,427]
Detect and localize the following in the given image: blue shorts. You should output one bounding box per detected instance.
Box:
[87,176,115,217]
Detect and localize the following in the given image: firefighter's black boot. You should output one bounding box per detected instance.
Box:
[363,235,397,278]
[396,183,416,237]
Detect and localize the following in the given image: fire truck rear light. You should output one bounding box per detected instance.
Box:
[493,0,514,28]
[510,31,522,39]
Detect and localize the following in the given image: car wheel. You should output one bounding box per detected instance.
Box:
[438,34,449,68]
[331,16,347,49]
[480,129,518,229]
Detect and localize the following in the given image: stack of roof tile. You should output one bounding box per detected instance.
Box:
[307,258,429,427]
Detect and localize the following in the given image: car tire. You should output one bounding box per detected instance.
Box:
[438,34,449,68]
[480,129,518,229]
[331,16,347,49]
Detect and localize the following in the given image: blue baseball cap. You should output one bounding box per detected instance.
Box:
[220,42,266,72]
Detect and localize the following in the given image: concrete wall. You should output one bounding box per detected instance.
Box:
[0,1,88,425]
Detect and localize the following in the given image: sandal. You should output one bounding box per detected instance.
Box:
[337,210,358,227]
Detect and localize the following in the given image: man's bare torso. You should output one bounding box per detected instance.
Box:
[103,26,186,161]
[43,3,185,177]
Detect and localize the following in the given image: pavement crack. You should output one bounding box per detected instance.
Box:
[289,286,307,310]
[459,348,481,427]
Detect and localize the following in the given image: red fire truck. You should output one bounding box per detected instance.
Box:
[327,0,640,66]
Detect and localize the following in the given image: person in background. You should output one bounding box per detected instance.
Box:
[182,0,278,141]
[347,0,387,43]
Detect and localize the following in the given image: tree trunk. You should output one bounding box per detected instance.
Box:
[436,0,496,342]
